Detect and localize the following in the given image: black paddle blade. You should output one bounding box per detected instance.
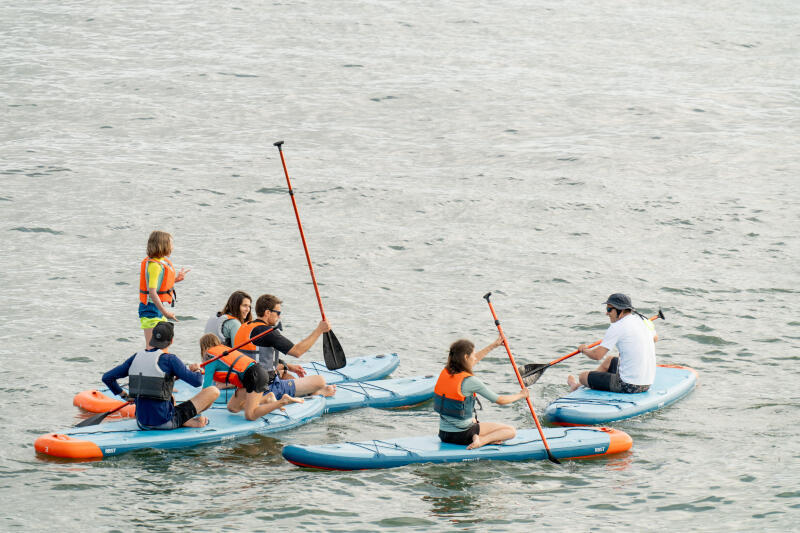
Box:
[519,363,549,386]
[75,411,113,428]
[323,330,346,370]
[546,450,562,464]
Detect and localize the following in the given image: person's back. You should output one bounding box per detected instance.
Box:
[602,313,656,386]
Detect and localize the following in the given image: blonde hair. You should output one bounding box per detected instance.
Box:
[199,333,222,361]
[147,230,173,258]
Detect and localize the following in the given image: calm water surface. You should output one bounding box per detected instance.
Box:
[1,0,798,531]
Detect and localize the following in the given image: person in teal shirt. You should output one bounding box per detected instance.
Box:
[434,338,529,449]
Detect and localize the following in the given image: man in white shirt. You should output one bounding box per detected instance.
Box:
[567,293,658,394]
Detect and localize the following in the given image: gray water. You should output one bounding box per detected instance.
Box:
[1,0,798,531]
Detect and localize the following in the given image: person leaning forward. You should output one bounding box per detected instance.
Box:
[567,293,658,394]
[102,322,219,429]
[233,294,336,399]
[198,333,302,420]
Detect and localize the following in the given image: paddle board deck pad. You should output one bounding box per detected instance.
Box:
[545,364,697,426]
[74,376,435,418]
[36,397,325,460]
[282,426,632,470]
[75,352,400,409]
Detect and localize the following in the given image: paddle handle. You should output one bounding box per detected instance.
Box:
[200,326,276,368]
[274,141,327,322]
[483,293,558,463]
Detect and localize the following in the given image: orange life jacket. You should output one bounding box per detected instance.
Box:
[233,319,269,357]
[138,257,176,306]
[207,345,255,388]
[433,368,477,420]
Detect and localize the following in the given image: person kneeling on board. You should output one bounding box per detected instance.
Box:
[199,333,302,420]
[568,293,658,393]
[435,338,529,450]
[102,322,220,429]
[234,294,336,399]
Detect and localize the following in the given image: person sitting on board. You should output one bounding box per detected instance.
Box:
[567,293,658,393]
[233,294,336,399]
[102,322,220,429]
[435,338,530,450]
[204,290,253,347]
[198,333,303,420]
[138,230,190,347]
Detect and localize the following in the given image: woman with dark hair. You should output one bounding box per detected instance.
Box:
[434,337,529,450]
[204,290,253,347]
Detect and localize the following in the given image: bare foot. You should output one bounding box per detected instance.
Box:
[320,384,337,397]
[567,375,580,392]
[466,434,483,450]
[182,416,209,428]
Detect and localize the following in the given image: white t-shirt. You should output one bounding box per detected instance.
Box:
[600,314,656,386]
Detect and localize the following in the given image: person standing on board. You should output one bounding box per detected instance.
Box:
[567,293,658,393]
[204,290,253,347]
[138,230,190,346]
[233,294,336,399]
[435,338,529,450]
[198,333,303,420]
[102,322,219,429]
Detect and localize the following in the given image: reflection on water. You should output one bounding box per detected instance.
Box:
[416,464,483,523]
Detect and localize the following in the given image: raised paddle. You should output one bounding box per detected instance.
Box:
[519,309,665,386]
[274,141,346,370]
[483,292,560,464]
[75,326,277,427]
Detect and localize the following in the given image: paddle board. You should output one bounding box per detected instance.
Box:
[36,397,325,460]
[75,352,400,411]
[545,364,697,426]
[282,426,632,470]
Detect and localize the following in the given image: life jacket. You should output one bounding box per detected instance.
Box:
[138,257,176,306]
[206,345,255,388]
[433,368,477,420]
[128,349,174,401]
[232,319,268,358]
[204,312,237,346]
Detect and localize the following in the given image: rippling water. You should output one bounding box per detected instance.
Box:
[2,0,798,531]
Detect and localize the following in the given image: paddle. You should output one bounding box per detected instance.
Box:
[519,309,665,386]
[483,292,560,464]
[273,141,346,370]
[75,326,277,427]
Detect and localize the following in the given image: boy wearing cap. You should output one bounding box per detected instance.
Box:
[568,293,658,394]
[198,333,303,421]
[102,322,220,429]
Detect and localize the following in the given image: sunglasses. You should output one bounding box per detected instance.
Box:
[270,309,281,316]
[606,307,616,313]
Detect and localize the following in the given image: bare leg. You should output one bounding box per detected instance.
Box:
[467,421,516,450]
[244,391,303,420]
[143,328,153,346]
[569,355,615,390]
[182,386,220,427]
[292,375,336,397]
[567,375,581,391]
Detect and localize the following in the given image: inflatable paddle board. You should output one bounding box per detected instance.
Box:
[282,426,632,470]
[36,397,325,460]
[75,352,400,411]
[74,375,435,419]
[545,364,697,426]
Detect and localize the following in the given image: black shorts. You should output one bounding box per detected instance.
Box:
[439,423,480,446]
[587,357,650,394]
[140,400,198,430]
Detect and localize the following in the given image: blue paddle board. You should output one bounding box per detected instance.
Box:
[82,352,400,407]
[323,376,435,413]
[545,364,697,426]
[36,397,325,459]
[282,426,632,470]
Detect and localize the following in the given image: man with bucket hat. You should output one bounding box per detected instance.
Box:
[102,322,220,429]
[567,293,658,394]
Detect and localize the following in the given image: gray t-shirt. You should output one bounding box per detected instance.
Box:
[438,375,500,432]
